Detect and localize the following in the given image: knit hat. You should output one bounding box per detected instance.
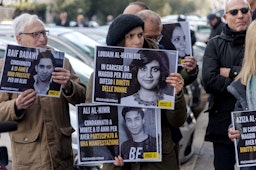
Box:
[106,14,144,46]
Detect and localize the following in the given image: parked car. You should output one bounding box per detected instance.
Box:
[0,24,101,68]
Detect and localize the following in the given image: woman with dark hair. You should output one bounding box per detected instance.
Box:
[121,50,173,106]
[86,14,187,170]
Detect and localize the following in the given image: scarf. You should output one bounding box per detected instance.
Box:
[246,75,256,110]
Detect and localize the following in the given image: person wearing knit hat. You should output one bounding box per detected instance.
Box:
[106,14,157,49]
[106,14,144,46]
[86,12,186,170]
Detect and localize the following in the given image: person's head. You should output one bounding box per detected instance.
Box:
[13,13,48,48]
[137,10,163,44]
[129,50,169,92]
[122,107,145,135]
[106,14,144,48]
[123,1,149,14]
[161,23,186,57]
[236,20,256,84]
[77,14,84,24]
[248,0,256,10]
[60,12,67,20]
[207,13,221,27]
[224,0,252,32]
[35,51,56,83]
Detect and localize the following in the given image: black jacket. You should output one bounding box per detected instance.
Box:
[209,19,224,40]
[202,24,246,143]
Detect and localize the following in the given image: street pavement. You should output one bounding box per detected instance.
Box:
[181,107,239,170]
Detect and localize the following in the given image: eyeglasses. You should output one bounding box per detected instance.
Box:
[145,34,163,43]
[19,30,49,39]
[226,7,249,16]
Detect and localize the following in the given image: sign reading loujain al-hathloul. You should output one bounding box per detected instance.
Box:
[0,44,65,97]
[232,110,256,167]
[76,103,161,165]
[92,46,178,109]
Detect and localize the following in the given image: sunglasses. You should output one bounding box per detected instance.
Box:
[226,7,249,16]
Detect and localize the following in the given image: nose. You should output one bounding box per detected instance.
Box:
[146,69,153,78]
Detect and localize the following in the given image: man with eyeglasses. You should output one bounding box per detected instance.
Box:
[0,13,87,170]
[202,0,252,169]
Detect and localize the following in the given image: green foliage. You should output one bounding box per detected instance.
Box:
[9,2,47,21]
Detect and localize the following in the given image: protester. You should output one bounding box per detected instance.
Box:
[0,13,87,169]
[123,1,149,14]
[120,107,157,160]
[74,14,88,27]
[227,20,256,170]
[205,12,225,43]
[136,8,198,166]
[202,0,252,169]
[86,14,187,170]
[56,11,70,27]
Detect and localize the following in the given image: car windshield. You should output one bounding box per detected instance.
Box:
[59,31,99,60]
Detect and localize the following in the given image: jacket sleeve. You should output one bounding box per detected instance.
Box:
[202,38,233,94]
[62,58,87,105]
[179,65,199,86]
[164,91,187,128]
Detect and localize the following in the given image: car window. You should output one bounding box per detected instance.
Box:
[59,31,98,60]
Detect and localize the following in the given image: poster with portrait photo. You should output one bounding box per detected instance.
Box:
[0,44,65,97]
[159,21,192,66]
[76,103,161,165]
[92,46,178,109]
[231,110,256,167]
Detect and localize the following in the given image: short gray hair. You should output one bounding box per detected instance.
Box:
[12,13,45,36]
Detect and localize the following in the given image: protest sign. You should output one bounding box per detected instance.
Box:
[232,110,256,167]
[76,104,161,164]
[0,44,64,97]
[92,46,178,109]
[160,21,192,66]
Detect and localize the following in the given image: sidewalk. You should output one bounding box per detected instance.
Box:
[181,110,239,170]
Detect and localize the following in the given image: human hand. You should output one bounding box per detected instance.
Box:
[52,67,71,90]
[220,67,230,78]
[181,56,197,73]
[228,128,240,141]
[113,155,124,166]
[165,73,184,94]
[16,89,37,110]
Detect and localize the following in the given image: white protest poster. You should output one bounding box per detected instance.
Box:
[231,110,256,167]
[76,103,161,165]
[0,44,65,97]
[92,46,178,109]
[160,21,192,66]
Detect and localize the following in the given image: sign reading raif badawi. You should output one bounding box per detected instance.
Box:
[0,44,65,97]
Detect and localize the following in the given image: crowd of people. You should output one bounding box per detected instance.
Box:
[1,0,256,170]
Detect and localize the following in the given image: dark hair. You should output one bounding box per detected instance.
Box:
[126,50,169,95]
[35,50,56,66]
[160,23,182,50]
[122,107,144,120]
[129,1,149,10]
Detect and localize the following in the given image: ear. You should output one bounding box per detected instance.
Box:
[223,14,227,23]
[16,35,21,44]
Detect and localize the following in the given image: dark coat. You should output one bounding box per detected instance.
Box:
[209,19,224,40]
[202,24,246,143]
